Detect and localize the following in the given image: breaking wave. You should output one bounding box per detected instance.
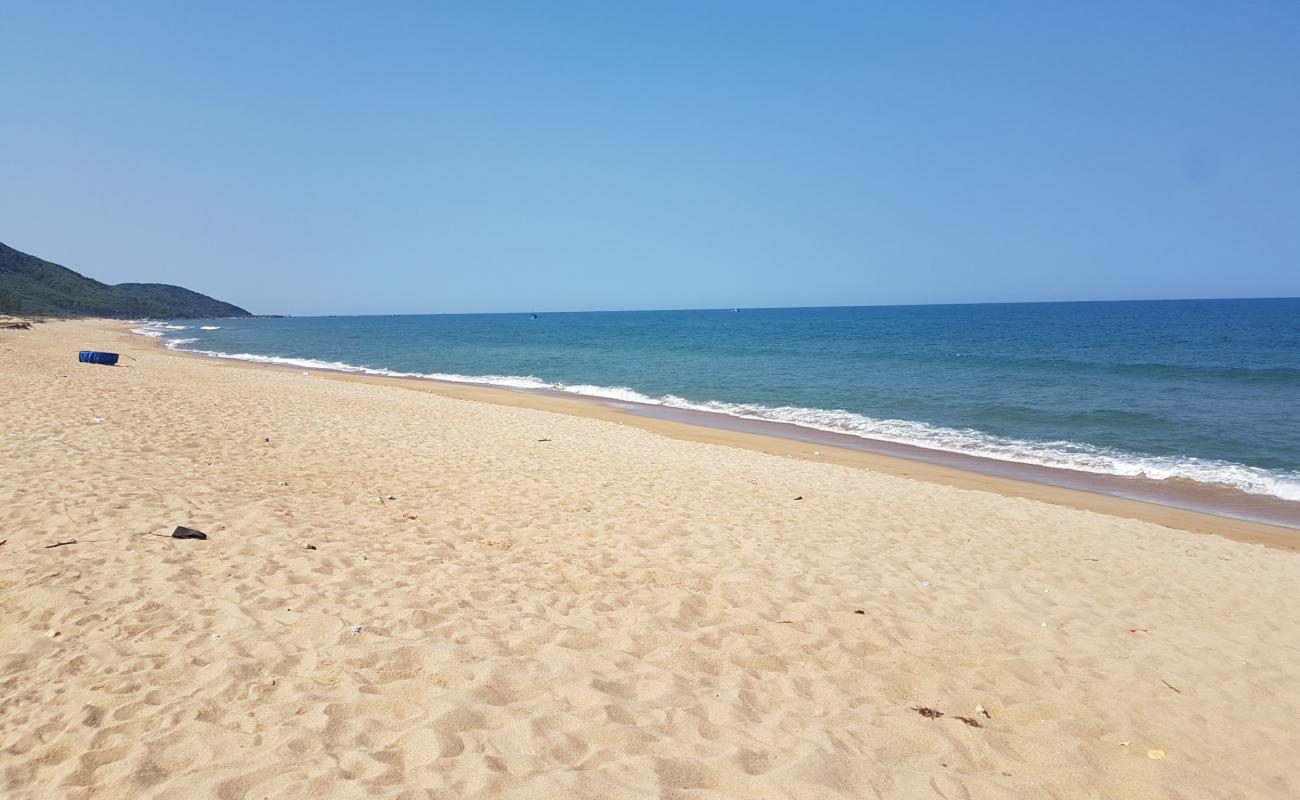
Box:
[131,321,190,337]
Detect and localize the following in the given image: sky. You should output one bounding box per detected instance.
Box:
[2,2,1298,315]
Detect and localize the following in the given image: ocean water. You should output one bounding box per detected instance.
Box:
[135,299,1300,503]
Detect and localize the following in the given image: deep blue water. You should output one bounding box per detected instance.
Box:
[140,299,1300,500]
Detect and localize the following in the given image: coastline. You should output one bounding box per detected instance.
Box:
[137,321,1299,549]
[6,317,1300,798]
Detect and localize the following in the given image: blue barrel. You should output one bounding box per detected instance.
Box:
[78,351,120,366]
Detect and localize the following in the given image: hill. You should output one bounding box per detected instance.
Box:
[0,241,251,319]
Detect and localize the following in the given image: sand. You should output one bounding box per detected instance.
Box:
[2,320,1298,799]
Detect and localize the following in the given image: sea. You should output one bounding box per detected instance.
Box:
[134,299,1300,523]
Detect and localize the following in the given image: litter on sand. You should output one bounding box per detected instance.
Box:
[78,350,119,366]
[349,625,363,634]
[1148,749,1166,760]
[171,526,207,540]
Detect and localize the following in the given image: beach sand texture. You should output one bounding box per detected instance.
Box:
[2,320,1298,799]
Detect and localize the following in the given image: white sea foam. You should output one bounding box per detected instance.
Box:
[560,384,662,404]
[649,397,1300,502]
[163,338,199,349]
[127,331,1300,502]
[200,326,221,330]
[131,321,190,336]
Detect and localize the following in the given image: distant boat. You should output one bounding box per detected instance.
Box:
[530,313,538,319]
[732,308,741,313]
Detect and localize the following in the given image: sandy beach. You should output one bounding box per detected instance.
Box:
[2,319,1298,799]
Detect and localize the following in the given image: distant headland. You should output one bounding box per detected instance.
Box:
[0,241,251,319]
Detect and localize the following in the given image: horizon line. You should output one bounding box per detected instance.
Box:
[246,294,1300,319]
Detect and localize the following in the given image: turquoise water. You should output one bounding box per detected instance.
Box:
[138,299,1300,501]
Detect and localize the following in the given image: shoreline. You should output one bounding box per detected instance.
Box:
[125,322,1299,549]
[7,318,1300,798]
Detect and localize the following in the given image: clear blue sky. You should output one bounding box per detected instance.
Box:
[2,2,1297,315]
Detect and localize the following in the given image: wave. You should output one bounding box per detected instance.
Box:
[131,333,1300,502]
[131,321,191,337]
[200,326,221,330]
[653,397,1300,501]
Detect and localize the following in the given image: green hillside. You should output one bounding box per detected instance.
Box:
[0,242,251,319]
